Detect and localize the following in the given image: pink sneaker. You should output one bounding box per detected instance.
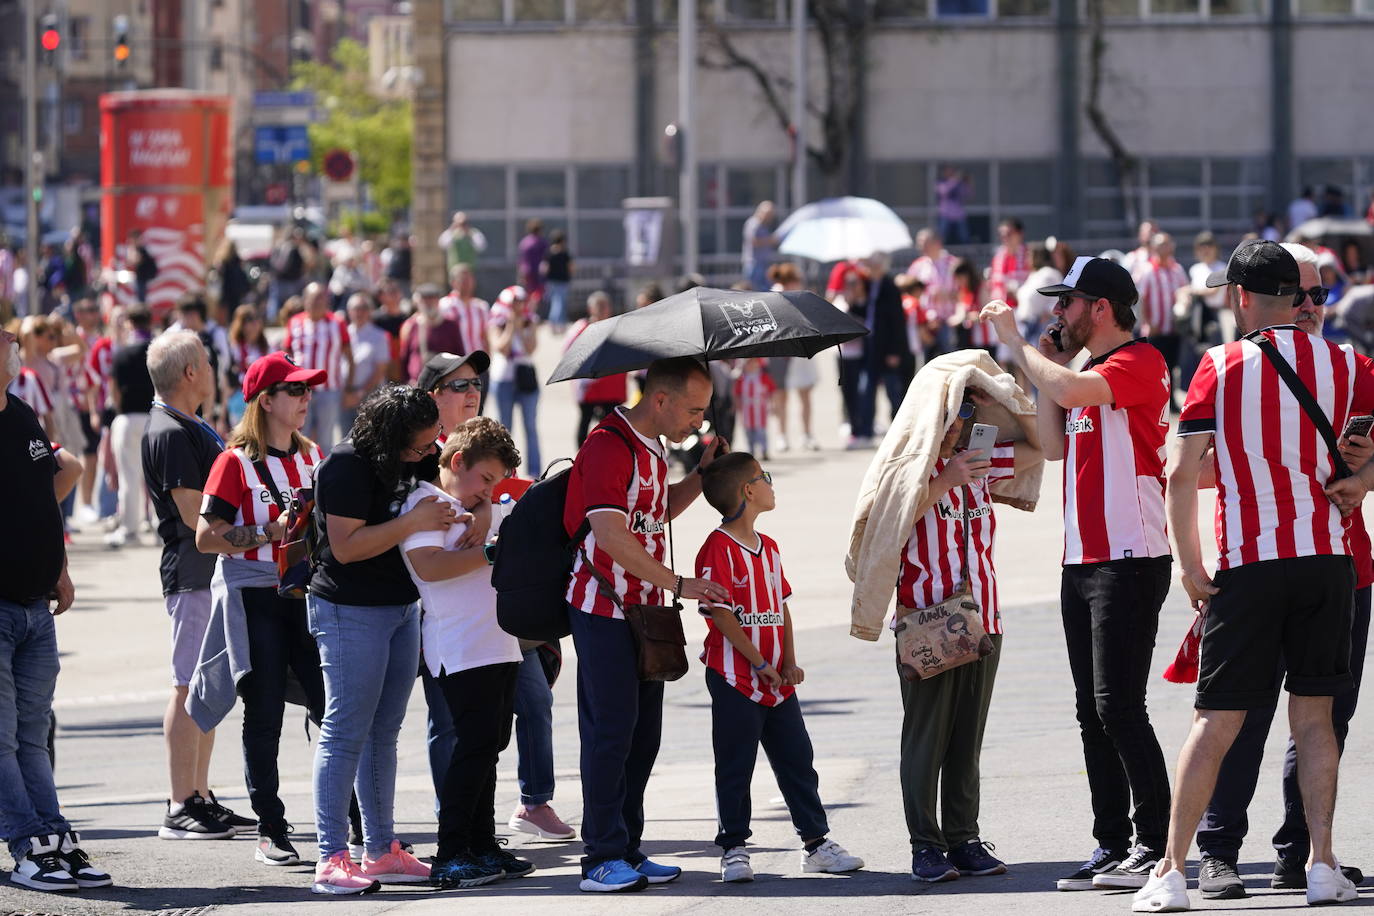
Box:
[312,850,381,896]
[508,803,576,840]
[361,839,432,884]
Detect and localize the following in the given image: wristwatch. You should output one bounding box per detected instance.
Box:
[254,524,267,543]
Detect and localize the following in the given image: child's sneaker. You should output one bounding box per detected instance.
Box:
[508,803,576,840]
[947,838,1007,876]
[579,858,649,893]
[801,838,864,873]
[473,840,536,879]
[59,830,112,888]
[311,850,381,896]
[911,846,959,883]
[721,846,753,883]
[10,834,77,892]
[431,853,504,889]
[360,839,431,884]
[634,857,682,883]
[256,832,303,867]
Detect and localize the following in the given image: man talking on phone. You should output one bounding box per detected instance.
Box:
[980,258,1175,892]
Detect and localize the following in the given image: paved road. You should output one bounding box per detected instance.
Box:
[4,334,1372,914]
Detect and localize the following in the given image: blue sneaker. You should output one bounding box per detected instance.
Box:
[947,838,1006,877]
[634,857,682,884]
[580,858,649,893]
[911,846,959,883]
[430,853,503,890]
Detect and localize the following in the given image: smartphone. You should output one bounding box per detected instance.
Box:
[1344,415,1374,440]
[1048,325,1064,352]
[965,423,999,462]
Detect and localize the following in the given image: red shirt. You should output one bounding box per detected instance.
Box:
[1062,339,1172,565]
[85,336,114,411]
[284,313,350,391]
[1179,326,1374,570]
[696,528,794,707]
[987,243,1029,302]
[898,443,1016,634]
[9,366,53,417]
[566,319,627,405]
[200,444,324,564]
[564,409,669,619]
[734,370,776,431]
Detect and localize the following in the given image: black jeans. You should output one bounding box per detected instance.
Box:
[568,605,664,873]
[1061,557,1173,851]
[435,662,520,860]
[239,586,326,835]
[577,402,621,447]
[706,668,829,850]
[1197,585,1371,865]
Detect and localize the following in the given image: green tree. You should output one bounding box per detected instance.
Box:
[291,39,412,215]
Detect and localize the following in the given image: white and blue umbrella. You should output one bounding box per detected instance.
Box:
[776,196,913,263]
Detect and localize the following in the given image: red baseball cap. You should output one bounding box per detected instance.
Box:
[243,352,326,401]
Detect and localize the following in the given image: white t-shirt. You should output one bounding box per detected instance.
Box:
[1016,266,1062,325]
[400,481,521,677]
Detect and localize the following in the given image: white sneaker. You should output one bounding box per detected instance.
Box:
[76,503,100,525]
[777,436,790,453]
[801,838,863,873]
[721,846,753,883]
[1308,861,1359,905]
[10,834,78,892]
[1132,868,1190,912]
[103,528,128,549]
[803,435,821,451]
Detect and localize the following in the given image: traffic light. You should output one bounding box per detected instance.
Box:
[39,13,60,64]
[113,15,130,65]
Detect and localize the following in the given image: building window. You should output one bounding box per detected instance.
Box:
[514,0,567,21]
[1081,155,1268,238]
[447,0,504,21]
[1094,0,1264,17]
[575,0,631,20]
[723,0,785,21]
[876,0,1051,17]
[63,100,83,135]
[68,16,89,61]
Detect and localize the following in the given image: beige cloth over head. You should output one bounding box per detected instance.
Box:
[846,349,1043,641]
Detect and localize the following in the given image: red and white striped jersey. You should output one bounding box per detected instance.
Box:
[696,528,794,706]
[440,295,491,356]
[1179,326,1374,570]
[988,244,1029,302]
[898,443,1015,634]
[908,252,958,322]
[1062,339,1172,565]
[85,337,114,411]
[201,444,324,564]
[1132,258,1189,336]
[734,370,776,431]
[564,409,669,619]
[283,313,350,391]
[9,366,53,417]
[231,342,266,382]
[961,289,996,348]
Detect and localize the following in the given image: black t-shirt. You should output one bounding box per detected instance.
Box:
[0,395,64,603]
[373,313,405,341]
[141,405,222,594]
[545,249,572,283]
[112,339,155,414]
[309,438,420,607]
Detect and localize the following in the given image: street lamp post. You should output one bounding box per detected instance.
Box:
[23,0,40,288]
[791,0,807,211]
[679,0,698,277]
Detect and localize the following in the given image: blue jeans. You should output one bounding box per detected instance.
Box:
[493,380,542,477]
[307,596,421,859]
[0,598,70,859]
[515,648,556,806]
[422,667,455,817]
[546,281,571,327]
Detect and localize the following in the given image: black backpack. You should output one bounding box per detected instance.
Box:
[493,425,633,641]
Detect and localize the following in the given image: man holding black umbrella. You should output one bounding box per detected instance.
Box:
[562,357,731,893]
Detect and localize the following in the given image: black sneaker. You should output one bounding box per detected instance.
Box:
[206,790,256,828]
[1198,855,1246,899]
[474,840,536,879]
[59,830,112,888]
[10,834,77,892]
[911,846,959,883]
[948,838,1007,876]
[431,853,504,889]
[1092,845,1162,889]
[1057,846,1127,891]
[159,792,236,840]
[256,830,303,866]
[1272,857,1364,889]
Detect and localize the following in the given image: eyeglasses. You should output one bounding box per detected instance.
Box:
[958,400,976,420]
[435,378,484,394]
[403,426,444,459]
[269,381,311,397]
[746,470,773,486]
[1292,286,1330,308]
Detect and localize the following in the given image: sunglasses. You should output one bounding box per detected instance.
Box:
[435,378,484,394]
[1292,286,1330,308]
[746,470,773,486]
[1056,293,1098,308]
[268,381,311,397]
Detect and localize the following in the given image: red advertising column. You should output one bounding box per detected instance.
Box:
[100,90,232,320]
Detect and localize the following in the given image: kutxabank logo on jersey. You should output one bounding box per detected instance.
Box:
[717,297,780,339]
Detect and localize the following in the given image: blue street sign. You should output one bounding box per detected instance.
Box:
[254,125,311,165]
[254,90,317,108]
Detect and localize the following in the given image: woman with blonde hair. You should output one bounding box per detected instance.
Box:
[192,352,327,865]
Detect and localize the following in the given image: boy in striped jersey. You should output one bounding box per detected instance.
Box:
[696,452,863,884]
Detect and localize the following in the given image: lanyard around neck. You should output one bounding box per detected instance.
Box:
[154,400,225,450]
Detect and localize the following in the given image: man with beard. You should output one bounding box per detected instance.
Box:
[399,284,464,386]
[980,258,1174,894]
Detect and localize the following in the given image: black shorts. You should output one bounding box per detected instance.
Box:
[78,410,100,455]
[1195,555,1354,710]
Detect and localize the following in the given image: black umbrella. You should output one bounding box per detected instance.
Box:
[547,286,868,383]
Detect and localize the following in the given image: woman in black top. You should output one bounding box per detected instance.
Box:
[305,385,457,894]
[541,229,574,334]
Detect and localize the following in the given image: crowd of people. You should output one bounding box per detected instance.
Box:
[3,198,1374,910]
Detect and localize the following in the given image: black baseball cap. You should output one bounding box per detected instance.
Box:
[1038,256,1138,308]
[1205,239,1301,295]
[416,351,491,392]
